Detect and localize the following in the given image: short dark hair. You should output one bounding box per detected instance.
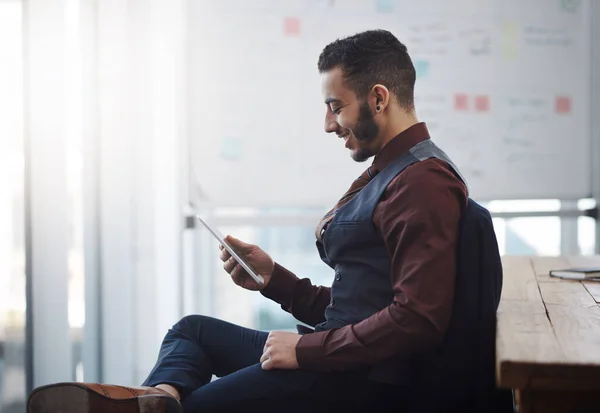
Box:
[318,29,416,110]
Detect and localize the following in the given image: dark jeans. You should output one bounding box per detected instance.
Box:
[142,315,403,413]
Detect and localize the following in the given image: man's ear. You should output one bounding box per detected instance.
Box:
[371,84,390,113]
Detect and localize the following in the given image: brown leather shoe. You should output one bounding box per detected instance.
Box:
[28,382,182,413]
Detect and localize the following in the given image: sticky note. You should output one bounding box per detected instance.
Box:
[561,0,581,13]
[502,22,518,40]
[414,60,430,78]
[555,96,571,114]
[454,94,469,111]
[502,45,517,60]
[475,95,490,112]
[283,17,301,36]
[501,22,518,61]
[376,0,394,13]
[220,137,243,160]
[311,0,335,7]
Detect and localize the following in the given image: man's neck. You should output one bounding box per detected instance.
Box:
[379,111,419,149]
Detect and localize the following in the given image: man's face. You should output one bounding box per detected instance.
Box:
[321,67,380,162]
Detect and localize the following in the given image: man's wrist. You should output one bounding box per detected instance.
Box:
[295,331,328,371]
[260,263,298,302]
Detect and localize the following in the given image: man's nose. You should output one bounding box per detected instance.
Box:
[324,112,338,134]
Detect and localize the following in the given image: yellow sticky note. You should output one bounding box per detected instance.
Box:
[501,22,518,60]
[502,22,518,40]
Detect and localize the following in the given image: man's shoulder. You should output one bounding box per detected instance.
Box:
[373,157,468,231]
[387,157,467,193]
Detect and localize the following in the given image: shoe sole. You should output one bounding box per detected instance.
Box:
[28,382,182,413]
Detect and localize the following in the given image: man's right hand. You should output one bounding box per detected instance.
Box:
[219,235,274,291]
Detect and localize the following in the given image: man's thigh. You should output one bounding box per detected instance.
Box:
[181,364,321,413]
[181,364,400,413]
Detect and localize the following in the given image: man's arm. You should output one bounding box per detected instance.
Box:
[294,159,467,371]
[260,263,331,327]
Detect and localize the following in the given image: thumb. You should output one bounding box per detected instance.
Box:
[224,235,254,254]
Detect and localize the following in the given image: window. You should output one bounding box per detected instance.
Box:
[0,1,27,411]
[198,200,595,333]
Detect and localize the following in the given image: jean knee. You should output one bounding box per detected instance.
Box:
[172,314,214,335]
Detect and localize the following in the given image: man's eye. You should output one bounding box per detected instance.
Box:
[332,107,342,115]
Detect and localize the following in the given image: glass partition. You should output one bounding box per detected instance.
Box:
[0,1,27,411]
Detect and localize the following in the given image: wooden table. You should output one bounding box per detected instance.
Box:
[497,255,600,413]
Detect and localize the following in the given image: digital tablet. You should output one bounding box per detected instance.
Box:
[196,214,265,285]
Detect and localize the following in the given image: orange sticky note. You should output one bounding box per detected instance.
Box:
[555,96,571,114]
[283,17,301,36]
[454,94,469,111]
[475,95,489,112]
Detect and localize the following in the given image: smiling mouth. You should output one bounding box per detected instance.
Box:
[336,132,352,148]
[342,136,351,148]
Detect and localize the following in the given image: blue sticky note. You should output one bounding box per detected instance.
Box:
[561,0,581,13]
[219,137,243,161]
[376,0,394,13]
[414,60,430,78]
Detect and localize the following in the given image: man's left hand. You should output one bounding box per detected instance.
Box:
[260,331,301,370]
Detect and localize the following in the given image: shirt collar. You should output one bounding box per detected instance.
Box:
[372,122,430,172]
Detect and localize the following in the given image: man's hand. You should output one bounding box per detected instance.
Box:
[219,235,275,291]
[260,331,301,370]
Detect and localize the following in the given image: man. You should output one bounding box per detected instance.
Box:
[29,29,487,413]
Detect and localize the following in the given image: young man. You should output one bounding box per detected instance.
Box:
[29,30,486,413]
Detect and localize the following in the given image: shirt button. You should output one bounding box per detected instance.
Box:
[335,272,341,281]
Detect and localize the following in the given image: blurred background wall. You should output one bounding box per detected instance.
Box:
[0,0,599,412]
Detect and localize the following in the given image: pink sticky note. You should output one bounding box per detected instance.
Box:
[454,94,469,111]
[555,96,571,114]
[283,17,301,36]
[475,95,489,112]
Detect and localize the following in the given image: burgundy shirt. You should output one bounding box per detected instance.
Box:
[261,122,468,371]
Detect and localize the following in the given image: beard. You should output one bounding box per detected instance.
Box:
[350,101,379,162]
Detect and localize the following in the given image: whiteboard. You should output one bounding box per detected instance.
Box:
[187,0,592,206]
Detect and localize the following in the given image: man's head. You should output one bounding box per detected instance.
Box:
[318,30,416,162]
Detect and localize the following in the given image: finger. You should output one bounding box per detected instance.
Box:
[263,335,272,354]
[259,350,269,364]
[223,257,237,274]
[219,248,231,262]
[261,358,272,370]
[224,235,254,254]
[230,263,248,284]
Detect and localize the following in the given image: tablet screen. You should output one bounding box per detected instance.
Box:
[196,214,265,285]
